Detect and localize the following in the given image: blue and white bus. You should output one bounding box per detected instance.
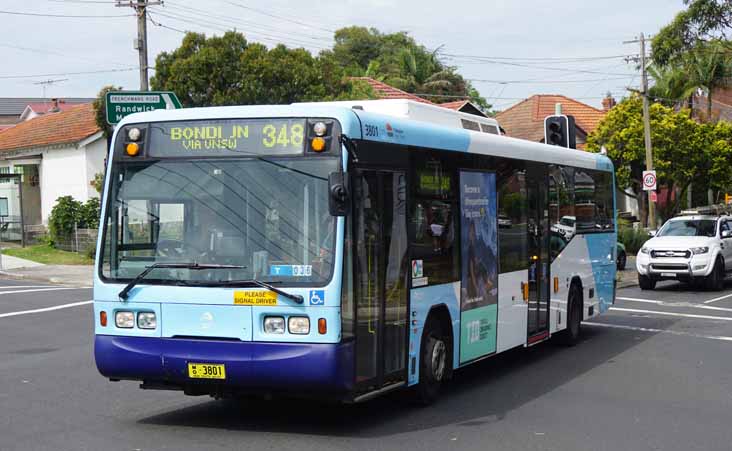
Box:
[94,100,616,403]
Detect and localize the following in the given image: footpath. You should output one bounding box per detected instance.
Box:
[0,253,92,287]
[617,255,638,289]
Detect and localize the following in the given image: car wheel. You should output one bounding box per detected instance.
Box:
[639,274,656,290]
[617,251,626,271]
[706,257,724,291]
[412,317,449,405]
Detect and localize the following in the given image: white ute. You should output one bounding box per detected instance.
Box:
[636,212,732,290]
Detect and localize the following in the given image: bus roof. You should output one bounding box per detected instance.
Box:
[115,103,613,172]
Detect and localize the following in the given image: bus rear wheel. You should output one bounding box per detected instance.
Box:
[557,284,582,346]
[413,318,449,405]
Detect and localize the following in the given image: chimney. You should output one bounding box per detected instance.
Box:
[48,98,60,113]
[601,93,616,112]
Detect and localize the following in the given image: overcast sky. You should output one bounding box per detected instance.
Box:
[1,0,684,109]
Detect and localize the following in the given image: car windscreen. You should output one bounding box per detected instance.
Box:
[657,219,717,237]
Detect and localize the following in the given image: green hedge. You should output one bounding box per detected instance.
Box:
[618,226,650,255]
[47,196,100,246]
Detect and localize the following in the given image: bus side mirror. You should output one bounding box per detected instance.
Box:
[328,172,350,216]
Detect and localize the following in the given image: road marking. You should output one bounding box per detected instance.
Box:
[610,307,732,321]
[0,300,93,318]
[0,285,54,290]
[586,322,732,342]
[703,292,732,304]
[0,287,83,296]
[617,297,732,313]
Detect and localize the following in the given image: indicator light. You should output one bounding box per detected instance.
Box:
[318,318,327,334]
[311,137,326,152]
[126,142,140,156]
[100,311,107,327]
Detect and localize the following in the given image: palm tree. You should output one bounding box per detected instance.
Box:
[648,64,696,108]
[685,40,732,122]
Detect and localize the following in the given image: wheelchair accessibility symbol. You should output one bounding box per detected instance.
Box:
[309,290,325,305]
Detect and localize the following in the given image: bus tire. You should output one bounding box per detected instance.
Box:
[413,317,448,405]
[558,284,582,346]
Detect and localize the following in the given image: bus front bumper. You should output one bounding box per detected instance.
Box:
[95,335,354,394]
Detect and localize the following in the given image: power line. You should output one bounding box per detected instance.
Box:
[219,0,335,34]
[0,9,132,17]
[443,53,630,63]
[469,76,634,84]
[0,67,138,80]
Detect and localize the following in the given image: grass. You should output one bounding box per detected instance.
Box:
[3,244,93,265]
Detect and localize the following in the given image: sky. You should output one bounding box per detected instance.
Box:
[0,0,685,110]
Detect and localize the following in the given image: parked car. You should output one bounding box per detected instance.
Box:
[635,213,732,290]
[551,215,576,240]
[616,242,627,271]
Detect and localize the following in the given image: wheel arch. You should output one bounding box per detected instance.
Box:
[424,304,455,377]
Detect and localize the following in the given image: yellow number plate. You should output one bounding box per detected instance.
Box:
[187,363,226,380]
[234,290,277,306]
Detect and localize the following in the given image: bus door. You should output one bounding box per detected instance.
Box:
[352,168,409,391]
[526,164,550,342]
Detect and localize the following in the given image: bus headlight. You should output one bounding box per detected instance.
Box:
[288,316,310,335]
[115,311,134,328]
[137,312,157,329]
[264,316,285,334]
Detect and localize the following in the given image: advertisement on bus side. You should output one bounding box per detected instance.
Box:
[459,171,498,363]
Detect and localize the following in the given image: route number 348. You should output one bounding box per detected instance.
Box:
[262,123,304,148]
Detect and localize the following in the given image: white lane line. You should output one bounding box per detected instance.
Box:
[610,307,732,321]
[0,285,55,290]
[0,300,93,318]
[617,297,732,313]
[703,292,732,304]
[586,322,732,342]
[0,288,84,296]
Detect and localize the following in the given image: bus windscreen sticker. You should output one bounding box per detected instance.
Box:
[459,171,498,363]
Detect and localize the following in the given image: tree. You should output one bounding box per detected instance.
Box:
[586,96,724,223]
[685,40,732,121]
[92,85,122,139]
[652,0,732,66]
[151,31,373,107]
[329,26,489,110]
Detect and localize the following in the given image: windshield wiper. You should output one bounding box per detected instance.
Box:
[212,279,304,304]
[118,262,246,300]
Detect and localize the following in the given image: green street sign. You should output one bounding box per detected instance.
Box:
[105,91,182,125]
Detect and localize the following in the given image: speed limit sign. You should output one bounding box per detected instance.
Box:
[642,170,657,191]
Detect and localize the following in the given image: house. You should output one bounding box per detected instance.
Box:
[0,103,105,231]
[350,77,489,117]
[496,94,614,148]
[0,97,93,132]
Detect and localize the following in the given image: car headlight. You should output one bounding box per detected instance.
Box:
[640,247,650,254]
[264,316,285,334]
[288,316,310,335]
[115,311,134,328]
[691,246,710,255]
[137,312,157,329]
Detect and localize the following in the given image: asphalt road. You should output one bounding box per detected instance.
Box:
[2,278,732,451]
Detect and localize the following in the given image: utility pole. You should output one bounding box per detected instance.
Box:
[116,1,162,91]
[624,33,655,228]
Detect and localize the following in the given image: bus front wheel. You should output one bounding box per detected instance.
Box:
[413,318,448,405]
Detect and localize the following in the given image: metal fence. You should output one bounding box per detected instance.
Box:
[54,226,98,253]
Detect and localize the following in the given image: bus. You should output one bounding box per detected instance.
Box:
[94,101,617,404]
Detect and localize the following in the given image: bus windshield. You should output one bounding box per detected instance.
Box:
[100,157,338,286]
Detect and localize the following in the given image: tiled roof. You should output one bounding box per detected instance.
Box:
[0,103,100,153]
[496,94,606,143]
[0,97,93,116]
[350,77,434,104]
[438,100,469,110]
[24,101,83,116]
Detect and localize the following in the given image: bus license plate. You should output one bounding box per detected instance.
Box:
[188,363,226,380]
[661,272,675,278]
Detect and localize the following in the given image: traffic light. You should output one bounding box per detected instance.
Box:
[544,115,577,149]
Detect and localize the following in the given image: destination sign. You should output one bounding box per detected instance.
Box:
[148,119,306,157]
